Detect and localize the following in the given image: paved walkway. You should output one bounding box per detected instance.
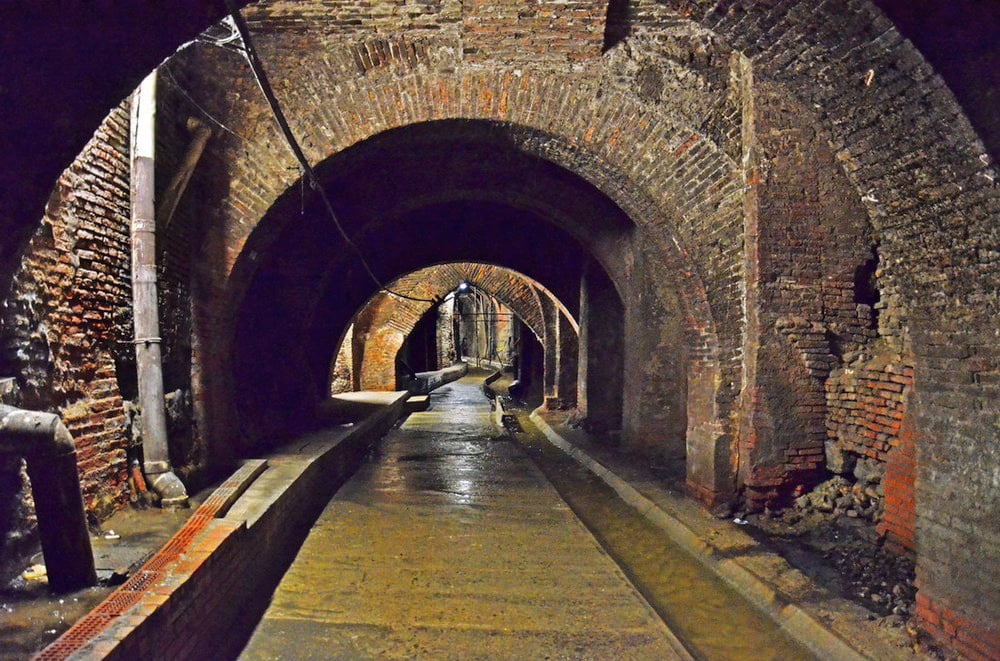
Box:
[241,375,687,660]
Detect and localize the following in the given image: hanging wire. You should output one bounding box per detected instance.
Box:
[223,1,438,305]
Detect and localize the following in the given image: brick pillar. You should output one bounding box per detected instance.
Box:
[539,294,559,408]
[555,309,578,409]
[577,262,623,432]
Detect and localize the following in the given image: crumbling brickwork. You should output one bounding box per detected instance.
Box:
[0,105,134,564]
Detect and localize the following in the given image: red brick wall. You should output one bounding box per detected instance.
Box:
[876,410,915,553]
[826,351,915,551]
[826,354,912,462]
[915,592,1000,661]
[0,104,134,555]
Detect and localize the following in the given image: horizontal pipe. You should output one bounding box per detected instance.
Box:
[0,406,74,455]
[0,404,97,592]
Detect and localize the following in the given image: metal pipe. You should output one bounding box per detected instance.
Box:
[0,405,96,592]
[130,71,188,508]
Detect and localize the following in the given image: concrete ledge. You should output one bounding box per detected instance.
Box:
[39,391,409,661]
[316,389,409,425]
[529,410,871,661]
[405,395,430,413]
[410,362,468,394]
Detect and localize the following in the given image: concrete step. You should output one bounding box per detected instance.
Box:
[404,394,430,413]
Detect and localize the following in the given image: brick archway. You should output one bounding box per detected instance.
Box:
[333,262,561,393]
[1,4,997,652]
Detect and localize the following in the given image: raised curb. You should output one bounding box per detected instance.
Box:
[37,391,409,661]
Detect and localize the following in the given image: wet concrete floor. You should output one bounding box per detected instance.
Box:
[241,374,689,660]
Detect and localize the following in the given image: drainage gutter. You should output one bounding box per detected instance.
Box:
[0,405,96,593]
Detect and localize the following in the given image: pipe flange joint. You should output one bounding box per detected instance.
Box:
[144,460,172,475]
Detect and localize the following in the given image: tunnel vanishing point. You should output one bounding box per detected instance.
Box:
[0,1,998,659]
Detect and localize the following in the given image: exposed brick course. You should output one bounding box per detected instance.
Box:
[0,105,134,561]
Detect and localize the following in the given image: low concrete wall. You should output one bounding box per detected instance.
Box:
[38,391,409,661]
[409,361,468,394]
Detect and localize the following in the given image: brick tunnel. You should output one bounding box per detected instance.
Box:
[0,1,998,659]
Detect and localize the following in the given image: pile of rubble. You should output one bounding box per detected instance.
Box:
[791,457,885,522]
[751,457,916,620]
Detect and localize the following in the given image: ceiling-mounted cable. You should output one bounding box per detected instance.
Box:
[223,0,438,305]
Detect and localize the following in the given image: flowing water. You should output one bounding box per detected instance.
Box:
[510,415,817,661]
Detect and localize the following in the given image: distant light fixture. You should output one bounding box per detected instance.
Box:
[457,281,470,292]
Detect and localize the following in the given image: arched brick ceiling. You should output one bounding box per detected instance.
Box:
[177,0,998,467]
[174,47,733,315]
[230,191,599,435]
[0,4,996,651]
[338,262,565,393]
[354,262,562,346]
[1,0,996,297]
[3,1,994,428]
[174,26,734,385]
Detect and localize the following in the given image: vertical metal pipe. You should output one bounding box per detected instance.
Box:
[130,71,188,508]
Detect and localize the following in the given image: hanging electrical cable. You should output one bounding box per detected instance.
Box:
[223,1,439,305]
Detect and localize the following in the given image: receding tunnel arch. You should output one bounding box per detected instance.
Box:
[223,120,719,475]
[0,4,996,653]
[327,262,576,396]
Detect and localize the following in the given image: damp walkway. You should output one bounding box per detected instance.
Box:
[240,374,689,660]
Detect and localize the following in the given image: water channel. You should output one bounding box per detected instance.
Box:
[242,373,817,660]
[508,412,816,660]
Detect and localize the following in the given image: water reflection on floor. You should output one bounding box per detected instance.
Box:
[241,374,688,660]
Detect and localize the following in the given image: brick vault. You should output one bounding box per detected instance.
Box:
[0,2,997,657]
